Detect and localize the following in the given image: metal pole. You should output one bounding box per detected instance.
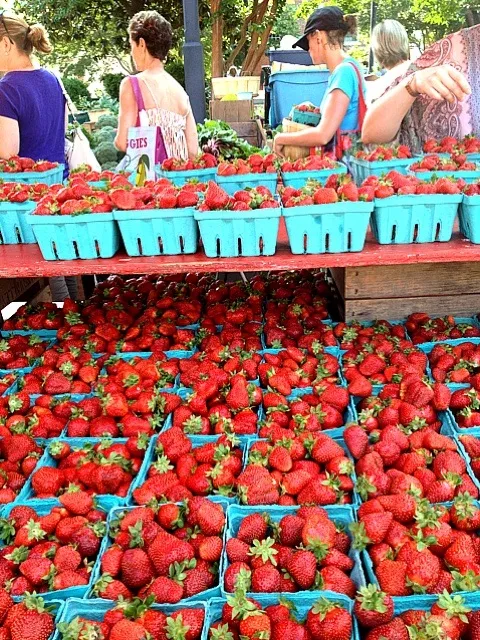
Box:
[183,0,207,123]
[368,0,377,72]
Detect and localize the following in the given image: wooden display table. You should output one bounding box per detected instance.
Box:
[1,225,479,320]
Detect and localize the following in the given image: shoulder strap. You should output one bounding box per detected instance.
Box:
[129,75,146,113]
[344,61,367,128]
[141,77,160,109]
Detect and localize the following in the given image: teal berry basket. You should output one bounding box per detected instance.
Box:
[292,108,322,127]
[25,212,121,260]
[156,166,217,186]
[349,157,415,185]
[52,598,207,640]
[409,167,480,183]
[459,194,480,243]
[283,201,373,254]
[0,164,64,186]
[114,207,199,256]
[215,172,278,196]
[194,207,281,258]
[204,594,355,640]
[0,201,37,244]
[0,498,107,601]
[281,164,347,190]
[221,504,365,598]
[371,194,462,244]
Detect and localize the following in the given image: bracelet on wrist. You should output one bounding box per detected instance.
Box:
[405,73,421,99]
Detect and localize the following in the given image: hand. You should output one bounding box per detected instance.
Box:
[273,134,286,157]
[412,65,471,103]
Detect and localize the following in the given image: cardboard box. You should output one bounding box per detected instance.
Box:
[210,99,253,123]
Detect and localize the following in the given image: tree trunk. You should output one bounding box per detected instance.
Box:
[211,0,224,77]
[242,0,277,75]
[241,0,270,74]
[225,0,259,69]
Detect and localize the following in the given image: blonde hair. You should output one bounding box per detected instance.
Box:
[0,12,52,55]
[325,14,357,47]
[372,20,409,69]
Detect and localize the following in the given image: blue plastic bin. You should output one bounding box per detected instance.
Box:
[0,201,37,244]
[268,69,330,128]
[283,201,373,254]
[0,164,64,186]
[156,166,217,186]
[371,194,462,244]
[114,207,198,256]
[349,157,415,185]
[53,598,207,640]
[460,194,480,243]
[281,164,347,189]
[26,212,120,260]
[194,207,281,257]
[216,173,278,196]
[222,505,364,597]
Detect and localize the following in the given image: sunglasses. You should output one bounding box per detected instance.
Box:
[0,11,13,43]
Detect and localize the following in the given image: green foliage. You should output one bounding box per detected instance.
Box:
[197,120,262,161]
[100,161,119,171]
[62,77,90,104]
[96,114,118,129]
[94,141,119,165]
[272,4,302,37]
[102,73,124,100]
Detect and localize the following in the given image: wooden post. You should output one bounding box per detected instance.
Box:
[183,0,206,123]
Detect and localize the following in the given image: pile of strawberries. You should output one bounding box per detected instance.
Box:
[361,171,463,197]
[405,313,480,344]
[280,155,341,173]
[237,431,354,506]
[210,593,353,640]
[197,182,279,212]
[69,165,121,182]
[132,431,243,503]
[179,347,261,387]
[0,434,43,503]
[355,144,413,161]
[424,135,480,154]
[0,392,69,438]
[280,175,371,207]
[259,349,341,392]
[295,102,321,114]
[0,334,51,371]
[0,182,50,203]
[450,383,480,428]
[353,381,449,435]
[259,385,350,436]
[410,153,478,172]
[0,156,58,173]
[217,154,277,175]
[0,497,106,595]
[334,320,408,351]
[161,152,218,171]
[264,298,334,350]
[59,600,205,640]
[171,376,262,436]
[29,439,147,499]
[0,373,16,396]
[354,493,480,597]
[345,421,478,503]
[3,301,66,331]
[428,341,480,384]
[0,592,57,640]
[94,498,225,602]
[460,435,480,479]
[224,506,356,596]
[354,586,480,639]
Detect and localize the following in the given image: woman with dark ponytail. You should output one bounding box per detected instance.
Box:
[0,11,66,169]
[273,6,366,158]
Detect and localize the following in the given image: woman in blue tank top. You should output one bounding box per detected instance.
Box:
[0,11,66,169]
[273,6,366,157]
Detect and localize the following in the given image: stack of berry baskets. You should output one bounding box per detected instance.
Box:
[349,144,415,186]
[215,153,278,195]
[194,182,281,258]
[156,153,218,185]
[280,174,374,254]
[280,153,347,189]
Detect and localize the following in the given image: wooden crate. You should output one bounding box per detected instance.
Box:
[330,263,480,321]
[228,120,263,146]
